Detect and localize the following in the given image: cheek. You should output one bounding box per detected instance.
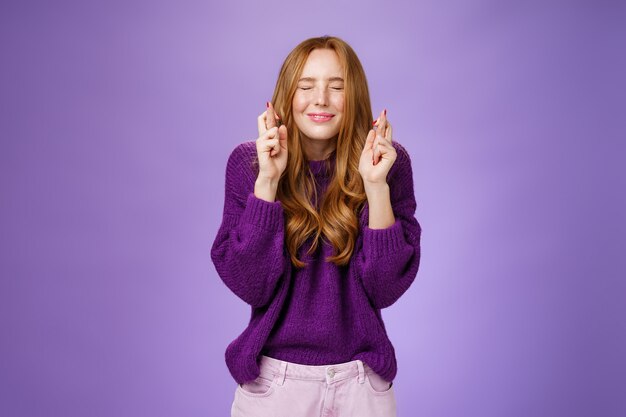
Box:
[332,95,345,113]
[292,94,307,113]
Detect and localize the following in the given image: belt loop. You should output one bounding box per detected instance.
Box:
[275,360,287,386]
[357,360,365,384]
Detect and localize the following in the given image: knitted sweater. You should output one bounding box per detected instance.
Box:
[210,140,422,385]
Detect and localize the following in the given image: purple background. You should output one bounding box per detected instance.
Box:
[1,0,625,416]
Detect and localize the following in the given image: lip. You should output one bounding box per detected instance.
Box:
[307,113,335,123]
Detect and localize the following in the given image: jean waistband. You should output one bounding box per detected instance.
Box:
[258,355,371,386]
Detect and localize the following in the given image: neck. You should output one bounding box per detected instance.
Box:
[300,134,337,161]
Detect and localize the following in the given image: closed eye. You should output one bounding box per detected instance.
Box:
[298,87,343,91]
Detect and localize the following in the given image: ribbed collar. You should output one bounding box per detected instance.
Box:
[308,150,336,179]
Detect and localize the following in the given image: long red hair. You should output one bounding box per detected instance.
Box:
[253,36,373,268]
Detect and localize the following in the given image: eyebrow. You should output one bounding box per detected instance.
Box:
[298,77,344,82]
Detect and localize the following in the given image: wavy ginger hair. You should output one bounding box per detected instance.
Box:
[257,36,373,268]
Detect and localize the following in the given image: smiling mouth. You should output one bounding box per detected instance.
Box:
[307,114,334,122]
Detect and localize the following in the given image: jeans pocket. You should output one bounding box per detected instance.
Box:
[364,371,394,395]
[237,374,276,397]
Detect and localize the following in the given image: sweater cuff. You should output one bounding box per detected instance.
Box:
[241,192,284,230]
[362,219,407,260]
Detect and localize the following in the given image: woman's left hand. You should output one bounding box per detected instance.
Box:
[359,109,397,185]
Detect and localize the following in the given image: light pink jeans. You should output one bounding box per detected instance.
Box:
[231,355,397,417]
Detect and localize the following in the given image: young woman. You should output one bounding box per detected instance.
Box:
[211,35,422,417]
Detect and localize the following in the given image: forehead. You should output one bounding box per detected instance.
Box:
[300,48,343,78]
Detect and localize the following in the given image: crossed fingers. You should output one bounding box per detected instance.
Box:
[372,109,393,164]
[258,102,282,136]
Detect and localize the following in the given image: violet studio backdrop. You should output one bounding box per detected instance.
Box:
[1,0,624,416]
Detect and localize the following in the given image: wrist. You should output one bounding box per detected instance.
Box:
[255,177,279,202]
[256,176,279,188]
[364,181,389,196]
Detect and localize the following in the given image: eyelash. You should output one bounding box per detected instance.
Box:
[298,87,343,91]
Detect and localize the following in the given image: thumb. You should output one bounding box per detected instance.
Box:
[278,125,288,147]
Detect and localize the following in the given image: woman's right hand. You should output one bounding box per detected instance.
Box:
[256,102,288,182]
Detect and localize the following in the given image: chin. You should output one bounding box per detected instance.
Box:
[304,133,338,141]
[300,126,340,141]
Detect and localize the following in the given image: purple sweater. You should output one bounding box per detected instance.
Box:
[210,140,422,384]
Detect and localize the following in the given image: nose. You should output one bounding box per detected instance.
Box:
[314,87,328,106]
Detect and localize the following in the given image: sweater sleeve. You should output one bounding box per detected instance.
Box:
[353,141,422,309]
[210,142,287,308]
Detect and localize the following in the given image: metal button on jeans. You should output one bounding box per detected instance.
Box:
[327,369,335,378]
